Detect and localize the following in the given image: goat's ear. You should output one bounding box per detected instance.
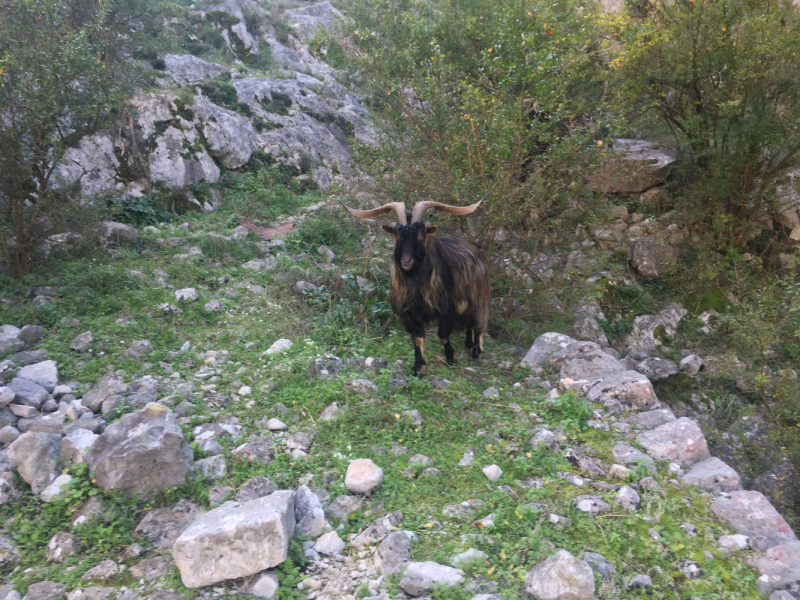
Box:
[382,224,396,235]
[425,224,437,234]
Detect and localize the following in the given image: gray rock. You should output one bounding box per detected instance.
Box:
[0,387,13,408]
[17,325,44,346]
[232,435,276,464]
[69,332,94,353]
[680,354,703,376]
[525,550,595,600]
[14,350,49,366]
[128,555,173,582]
[400,561,464,596]
[40,474,73,502]
[66,589,117,600]
[635,357,679,382]
[582,552,614,580]
[194,455,227,480]
[209,486,234,507]
[586,370,658,410]
[163,54,227,85]
[134,498,201,549]
[628,574,653,589]
[98,221,138,246]
[679,560,702,579]
[681,457,741,492]
[10,404,40,419]
[8,431,62,493]
[630,237,680,278]
[46,532,79,563]
[236,476,278,502]
[345,458,383,493]
[242,571,279,598]
[375,531,412,575]
[85,403,193,499]
[574,303,609,346]
[628,408,677,431]
[0,425,19,444]
[755,541,800,595]
[295,485,325,538]
[710,491,797,549]
[8,377,50,409]
[352,510,404,548]
[23,582,66,600]
[573,495,611,514]
[625,303,687,354]
[82,560,119,580]
[451,548,488,569]
[590,138,676,193]
[325,494,362,520]
[0,325,20,345]
[615,485,640,510]
[147,124,220,189]
[313,531,345,555]
[521,332,588,368]
[284,0,344,38]
[174,288,198,302]
[173,491,296,588]
[612,441,655,472]
[18,412,64,435]
[347,378,378,394]
[637,417,710,466]
[122,340,151,361]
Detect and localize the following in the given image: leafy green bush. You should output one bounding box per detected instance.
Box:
[608,0,800,246]
[110,196,172,227]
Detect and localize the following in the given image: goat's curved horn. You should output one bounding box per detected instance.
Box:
[411,196,485,224]
[338,200,407,225]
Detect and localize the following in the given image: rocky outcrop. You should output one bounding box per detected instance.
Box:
[193,96,258,169]
[285,1,344,38]
[163,54,227,85]
[590,139,677,194]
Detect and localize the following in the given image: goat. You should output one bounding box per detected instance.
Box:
[341,199,490,377]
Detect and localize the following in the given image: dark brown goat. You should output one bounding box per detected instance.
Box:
[341,199,490,377]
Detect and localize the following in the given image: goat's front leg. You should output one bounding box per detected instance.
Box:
[411,330,427,377]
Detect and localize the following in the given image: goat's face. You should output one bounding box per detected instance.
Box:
[383,222,436,273]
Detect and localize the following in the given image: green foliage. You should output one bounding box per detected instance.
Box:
[541,391,592,434]
[0,0,141,276]
[110,196,172,227]
[272,18,294,44]
[261,92,293,115]
[198,77,240,111]
[607,0,800,246]
[306,29,350,69]
[274,557,304,600]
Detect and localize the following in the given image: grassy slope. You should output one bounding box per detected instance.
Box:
[0,190,766,599]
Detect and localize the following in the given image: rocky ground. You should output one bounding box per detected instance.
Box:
[1,197,799,600]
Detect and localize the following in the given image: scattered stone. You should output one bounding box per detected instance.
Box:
[134,498,201,549]
[430,376,451,390]
[314,531,346,556]
[630,237,680,278]
[451,548,488,569]
[376,531,412,575]
[0,425,19,444]
[680,354,703,376]
[400,561,464,596]
[82,560,119,580]
[204,300,221,312]
[628,574,653,589]
[232,435,276,464]
[402,409,424,425]
[8,377,49,409]
[352,511,404,548]
[325,495,363,520]
[295,281,318,291]
[243,571,279,598]
[679,560,702,579]
[122,340,151,361]
[175,288,198,302]
[483,465,502,481]
[458,448,475,467]
[265,418,287,431]
[609,464,632,479]
[128,555,173,582]
[345,458,383,494]
[23,582,66,600]
[319,402,341,421]
[637,417,710,466]
[680,522,697,536]
[347,378,378,394]
[582,552,614,580]
[8,431,62,493]
[173,491,296,588]
[681,457,741,492]
[635,357,679,382]
[61,429,98,466]
[195,455,227,480]
[85,403,193,499]
[718,534,749,550]
[573,495,611,514]
[295,485,325,538]
[482,386,500,399]
[612,441,655,472]
[265,339,293,355]
[70,332,93,353]
[209,486,234,507]
[236,476,278,502]
[615,485,640,510]
[525,550,595,600]
[41,474,73,503]
[628,408,677,431]
[46,532,79,563]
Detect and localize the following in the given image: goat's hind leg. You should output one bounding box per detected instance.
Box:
[411,330,427,377]
[466,323,484,361]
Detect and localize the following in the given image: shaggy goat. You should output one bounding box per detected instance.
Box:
[341,199,490,377]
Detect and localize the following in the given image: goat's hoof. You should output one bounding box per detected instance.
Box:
[411,366,426,378]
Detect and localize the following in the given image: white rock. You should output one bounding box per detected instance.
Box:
[345,459,383,494]
[243,571,279,598]
[41,474,73,503]
[265,339,293,355]
[451,548,488,568]
[314,531,346,555]
[482,465,502,481]
[0,387,14,407]
[18,360,59,393]
[173,491,296,588]
[266,419,287,431]
[175,288,198,302]
[680,354,703,376]
[400,561,464,596]
[525,550,595,600]
[719,534,749,550]
[61,429,99,466]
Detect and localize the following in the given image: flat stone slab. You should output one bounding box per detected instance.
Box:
[681,457,741,492]
[711,491,797,549]
[636,417,710,466]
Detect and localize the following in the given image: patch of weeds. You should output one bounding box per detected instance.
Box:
[541,391,592,435]
[260,91,293,115]
[109,196,172,228]
[271,18,294,44]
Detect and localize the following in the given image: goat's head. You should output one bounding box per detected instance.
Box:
[339,199,483,273]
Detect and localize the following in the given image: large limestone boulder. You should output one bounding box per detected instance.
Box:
[54,133,120,198]
[636,417,709,466]
[173,491,296,588]
[710,491,797,549]
[205,0,259,56]
[85,404,193,499]
[590,139,676,194]
[521,333,583,368]
[8,432,62,493]
[624,303,687,355]
[163,54,227,85]
[754,542,800,596]
[681,457,741,492]
[193,96,258,169]
[525,550,595,600]
[630,237,680,278]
